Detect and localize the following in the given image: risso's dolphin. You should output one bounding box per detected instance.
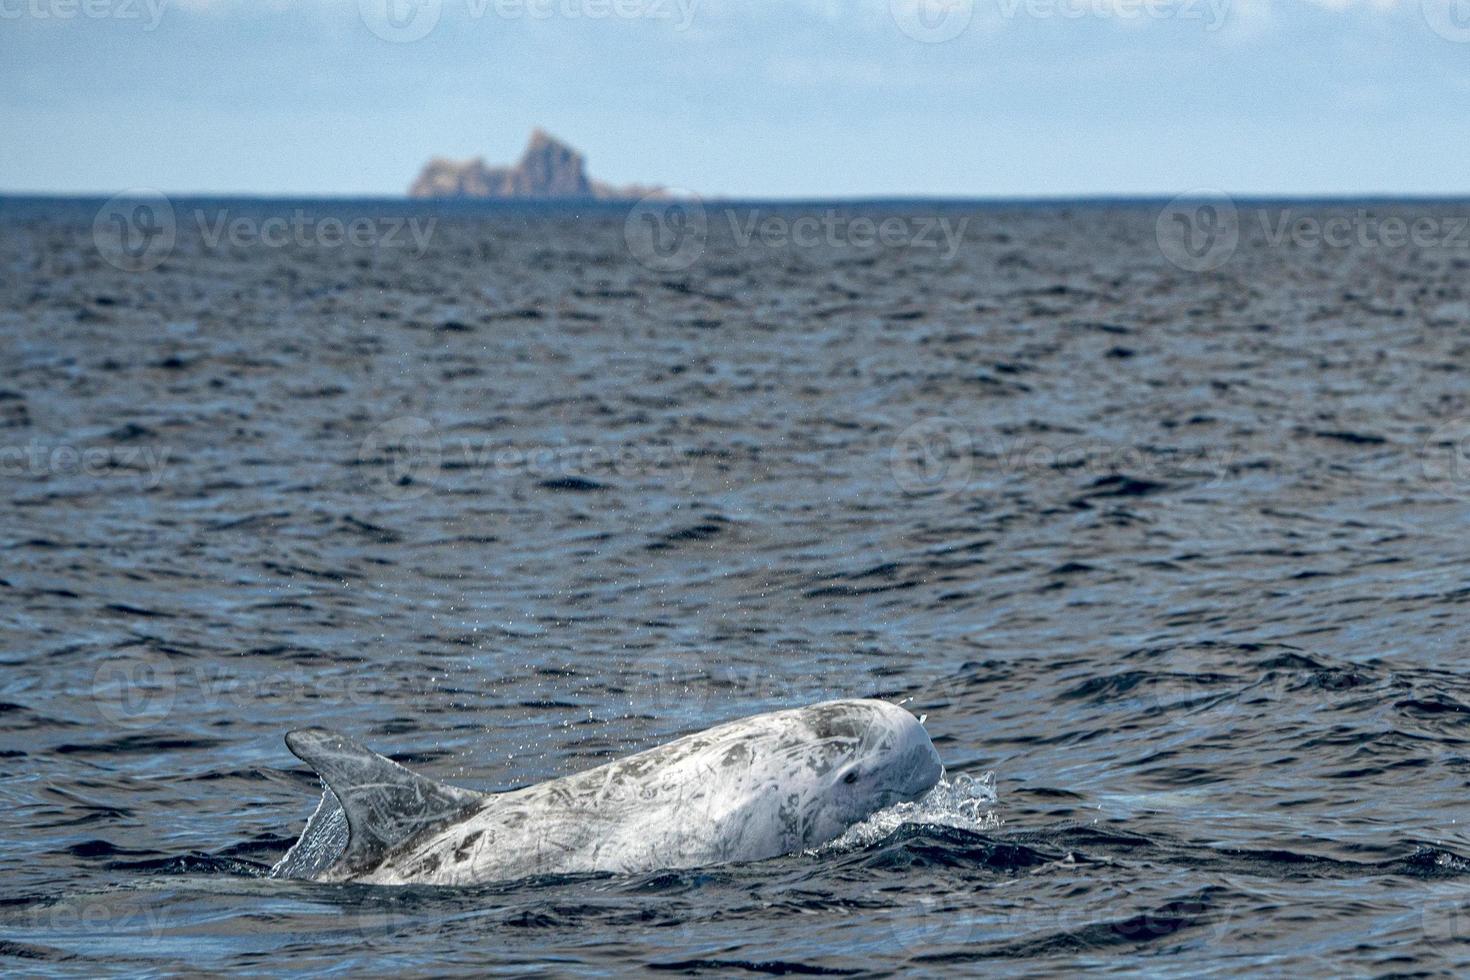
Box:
[283,698,944,886]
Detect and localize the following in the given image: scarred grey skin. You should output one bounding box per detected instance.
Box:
[285,699,943,887]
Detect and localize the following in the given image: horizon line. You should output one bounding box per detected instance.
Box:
[6,191,1470,206]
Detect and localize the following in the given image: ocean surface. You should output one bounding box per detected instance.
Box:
[3,195,1470,976]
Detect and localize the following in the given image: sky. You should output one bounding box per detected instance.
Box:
[1,0,1468,197]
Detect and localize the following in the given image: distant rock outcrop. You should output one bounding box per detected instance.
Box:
[409,130,664,201]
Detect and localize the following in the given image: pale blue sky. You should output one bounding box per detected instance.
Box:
[2,0,1468,197]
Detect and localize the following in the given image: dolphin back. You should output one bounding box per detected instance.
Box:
[285,728,486,881]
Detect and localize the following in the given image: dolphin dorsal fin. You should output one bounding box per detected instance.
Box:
[285,728,485,880]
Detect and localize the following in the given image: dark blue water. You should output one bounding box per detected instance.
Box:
[3,196,1470,975]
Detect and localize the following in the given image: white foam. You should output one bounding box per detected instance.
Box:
[821,772,1001,853]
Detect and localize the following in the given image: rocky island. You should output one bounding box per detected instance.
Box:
[409,130,665,201]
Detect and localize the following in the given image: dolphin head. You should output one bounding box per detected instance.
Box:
[797,699,944,843]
